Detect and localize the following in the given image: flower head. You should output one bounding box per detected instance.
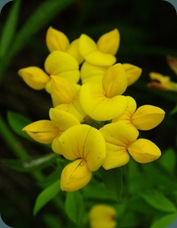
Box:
[52,124,106,191]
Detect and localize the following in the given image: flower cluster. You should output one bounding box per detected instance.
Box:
[20,27,165,192]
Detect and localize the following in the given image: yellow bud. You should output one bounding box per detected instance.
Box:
[132,105,165,130]
[97,29,120,55]
[23,120,58,144]
[18,67,49,90]
[60,159,92,192]
[46,26,70,52]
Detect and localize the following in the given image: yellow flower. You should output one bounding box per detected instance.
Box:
[52,124,106,191]
[122,63,142,86]
[79,29,120,66]
[18,51,80,92]
[167,55,177,75]
[51,76,86,121]
[46,26,83,64]
[100,122,161,170]
[89,204,117,228]
[112,96,165,130]
[80,63,128,121]
[22,108,80,144]
[148,72,177,91]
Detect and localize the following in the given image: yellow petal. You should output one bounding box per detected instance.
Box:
[55,94,86,122]
[112,96,137,124]
[44,51,80,83]
[80,82,128,121]
[100,123,139,169]
[23,120,58,144]
[97,29,120,55]
[89,204,117,228]
[46,26,70,52]
[102,63,127,97]
[67,39,84,64]
[18,67,49,90]
[128,139,161,163]
[81,62,106,84]
[122,63,142,86]
[49,108,80,130]
[79,34,97,58]
[86,51,116,66]
[51,76,77,105]
[132,105,165,130]
[52,125,106,171]
[167,55,177,75]
[60,159,92,192]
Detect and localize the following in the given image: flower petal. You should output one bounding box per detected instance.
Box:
[81,62,106,84]
[18,67,49,90]
[79,34,97,58]
[51,76,77,106]
[44,51,80,83]
[122,63,142,86]
[132,105,165,130]
[46,26,70,52]
[128,138,161,163]
[52,125,106,171]
[100,123,139,169]
[80,82,128,121]
[60,159,92,192]
[67,39,84,64]
[97,29,120,55]
[86,51,116,67]
[23,120,58,144]
[102,63,127,97]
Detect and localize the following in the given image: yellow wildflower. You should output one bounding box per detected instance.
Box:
[80,63,128,121]
[52,125,106,191]
[22,108,80,144]
[112,96,165,130]
[79,29,120,66]
[18,51,80,93]
[46,26,83,64]
[100,123,161,170]
[148,72,177,91]
[89,204,117,228]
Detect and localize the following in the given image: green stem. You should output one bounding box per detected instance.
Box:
[0,113,44,180]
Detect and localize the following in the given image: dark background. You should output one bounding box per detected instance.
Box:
[0,0,177,227]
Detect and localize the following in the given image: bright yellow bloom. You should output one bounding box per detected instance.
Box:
[148,72,177,91]
[22,108,80,144]
[79,29,120,66]
[112,96,165,130]
[46,26,83,64]
[100,122,161,170]
[89,204,117,228]
[100,123,138,169]
[18,51,80,92]
[51,76,86,121]
[122,63,142,86]
[80,63,128,121]
[52,124,106,191]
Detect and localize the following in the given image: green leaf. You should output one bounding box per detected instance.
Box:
[0,0,21,58]
[170,103,177,115]
[100,167,123,201]
[7,111,32,140]
[141,190,177,213]
[150,214,177,228]
[33,180,60,215]
[11,0,74,56]
[158,148,176,174]
[65,191,84,225]
[2,153,57,172]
